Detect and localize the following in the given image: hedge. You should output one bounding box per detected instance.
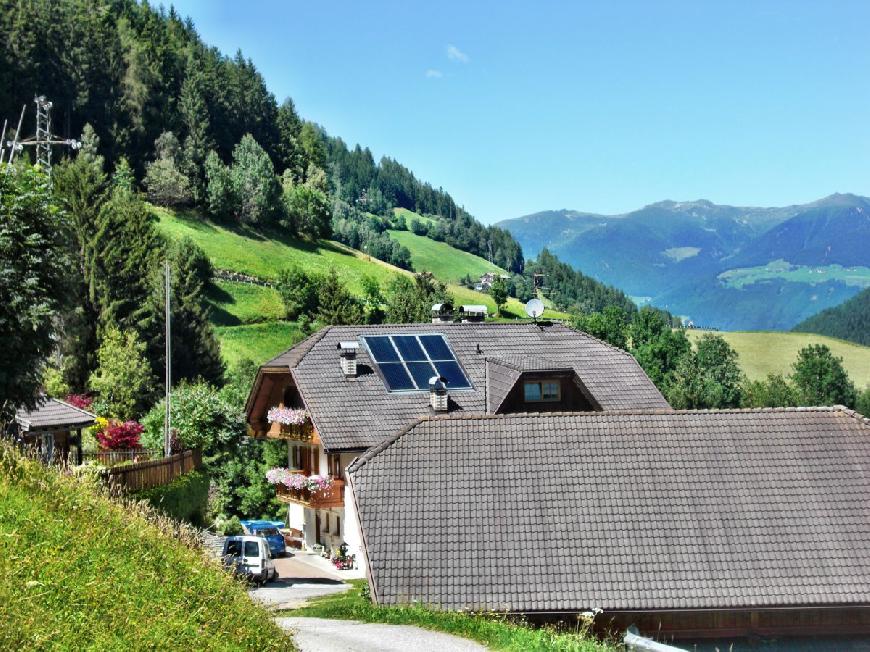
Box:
[135,469,209,526]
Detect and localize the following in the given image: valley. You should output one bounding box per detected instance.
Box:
[499,194,870,330]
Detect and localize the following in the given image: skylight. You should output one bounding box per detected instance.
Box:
[361,334,472,392]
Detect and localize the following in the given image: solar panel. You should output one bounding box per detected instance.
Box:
[406,361,437,388]
[419,335,454,361]
[361,334,471,392]
[433,360,471,389]
[392,335,427,361]
[378,362,415,391]
[365,336,399,362]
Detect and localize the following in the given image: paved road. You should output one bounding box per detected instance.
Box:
[276,617,487,652]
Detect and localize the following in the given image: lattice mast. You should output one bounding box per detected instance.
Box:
[2,96,80,174]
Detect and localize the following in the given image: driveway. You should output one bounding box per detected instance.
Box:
[248,551,352,610]
[276,617,488,652]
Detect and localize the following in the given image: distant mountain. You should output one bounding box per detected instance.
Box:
[794,287,870,346]
[498,195,870,330]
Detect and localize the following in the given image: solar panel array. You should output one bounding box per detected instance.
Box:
[361,334,472,392]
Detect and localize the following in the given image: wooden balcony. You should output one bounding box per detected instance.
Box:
[266,420,318,443]
[276,479,345,509]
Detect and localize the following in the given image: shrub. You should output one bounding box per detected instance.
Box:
[95,419,143,450]
[135,470,209,526]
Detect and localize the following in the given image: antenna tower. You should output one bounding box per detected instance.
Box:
[3,96,81,175]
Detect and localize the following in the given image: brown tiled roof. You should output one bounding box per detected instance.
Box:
[15,397,96,431]
[348,407,870,613]
[261,323,669,451]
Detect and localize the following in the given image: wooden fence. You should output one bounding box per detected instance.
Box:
[83,449,161,466]
[102,449,202,492]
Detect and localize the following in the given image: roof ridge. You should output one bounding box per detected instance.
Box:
[392,405,854,423]
[347,416,429,474]
[52,397,97,419]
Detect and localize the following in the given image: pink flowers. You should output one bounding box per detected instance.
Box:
[265,468,333,493]
[266,407,310,426]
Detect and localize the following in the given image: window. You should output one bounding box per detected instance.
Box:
[225,540,242,557]
[243,541,259,558]
[523,380,560,402]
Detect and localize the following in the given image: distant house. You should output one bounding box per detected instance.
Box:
[245,323,667,566]
[348,407,870,639]
[475,271,509,292]
[14,397,96,463]
[458,304,488,322]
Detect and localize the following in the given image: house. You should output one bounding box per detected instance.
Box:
[347,407,870,639]
[14,397,96,463]
[458,304,488,322]
[475,272,510,292]
[245,322,668,564]
[430,301,454,323]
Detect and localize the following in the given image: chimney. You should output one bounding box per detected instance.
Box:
[338,341,359,377]
[431,301,454,323]
[429,376,448,412]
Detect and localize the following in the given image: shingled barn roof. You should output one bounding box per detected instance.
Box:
[255,322,669,451]
[348,407,870,613]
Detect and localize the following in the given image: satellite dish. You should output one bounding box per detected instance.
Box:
[525,298,545,320]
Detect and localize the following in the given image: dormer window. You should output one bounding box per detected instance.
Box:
[524,380,560,403]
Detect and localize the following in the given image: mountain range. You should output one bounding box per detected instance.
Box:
[498,194,870,330]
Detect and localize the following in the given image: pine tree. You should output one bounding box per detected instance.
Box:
[230,134,281,225]
[141,237,225,388]
[180,53,214,204]
[316,269,364,325]
[0,165,69,421]
[276,98,304,180]
[89,325,154,420]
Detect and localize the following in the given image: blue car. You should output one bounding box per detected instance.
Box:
[239,520,287,558]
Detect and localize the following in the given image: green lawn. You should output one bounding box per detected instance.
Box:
[687,330,870,387]
[0,444,292,650]
[389,228,506,283]
[288,580,613,652]
[216,321,306,366]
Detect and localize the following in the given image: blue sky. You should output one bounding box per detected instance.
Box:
[170,0,870,223]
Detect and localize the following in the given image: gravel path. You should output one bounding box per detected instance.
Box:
[276,616,488,652]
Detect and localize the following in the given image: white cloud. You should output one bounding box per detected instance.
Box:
[425,68,444,78]
[446,44,469,63]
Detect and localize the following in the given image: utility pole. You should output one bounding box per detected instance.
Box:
[164,260,172,457]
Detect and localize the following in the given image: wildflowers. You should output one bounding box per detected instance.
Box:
[266,407,309,426]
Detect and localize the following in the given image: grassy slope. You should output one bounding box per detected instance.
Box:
[155,206,567,364]
[0,445,292,650]
[289,580,613,652]
[388,229,505,283]
[687,330,870,387]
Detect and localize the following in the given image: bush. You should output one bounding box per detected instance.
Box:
[135,470,209,526]
[95,419,144,450]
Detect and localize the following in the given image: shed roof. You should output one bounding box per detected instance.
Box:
[349,407,870,613]
[255,323,669,451]
[15,397,96,432]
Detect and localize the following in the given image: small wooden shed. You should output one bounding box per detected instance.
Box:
[15,397,96,464]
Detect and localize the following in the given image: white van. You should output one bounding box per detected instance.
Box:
[222,536,277,584]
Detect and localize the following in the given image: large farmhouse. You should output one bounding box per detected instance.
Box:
[246,320,870,639]
[245,322,667,561]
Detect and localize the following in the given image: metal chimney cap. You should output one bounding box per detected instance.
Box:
[428,376,448,392]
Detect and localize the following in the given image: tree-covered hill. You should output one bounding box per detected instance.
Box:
[0,0,522,272]
[793,288,870,346]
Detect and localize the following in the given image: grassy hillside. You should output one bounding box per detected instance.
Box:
[155,206,567,364]
[686,330,870,387]
[0,445,291,650]
[388,229,505,283]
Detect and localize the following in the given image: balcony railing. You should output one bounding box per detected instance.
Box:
[276,478,345,509]
[267,420,316,442]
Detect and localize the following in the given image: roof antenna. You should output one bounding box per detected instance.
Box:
[525,298,544,327]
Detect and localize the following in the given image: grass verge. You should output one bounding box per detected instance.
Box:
[288,580,613,652]
[0,444,293,650]
[215,321,306,366]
